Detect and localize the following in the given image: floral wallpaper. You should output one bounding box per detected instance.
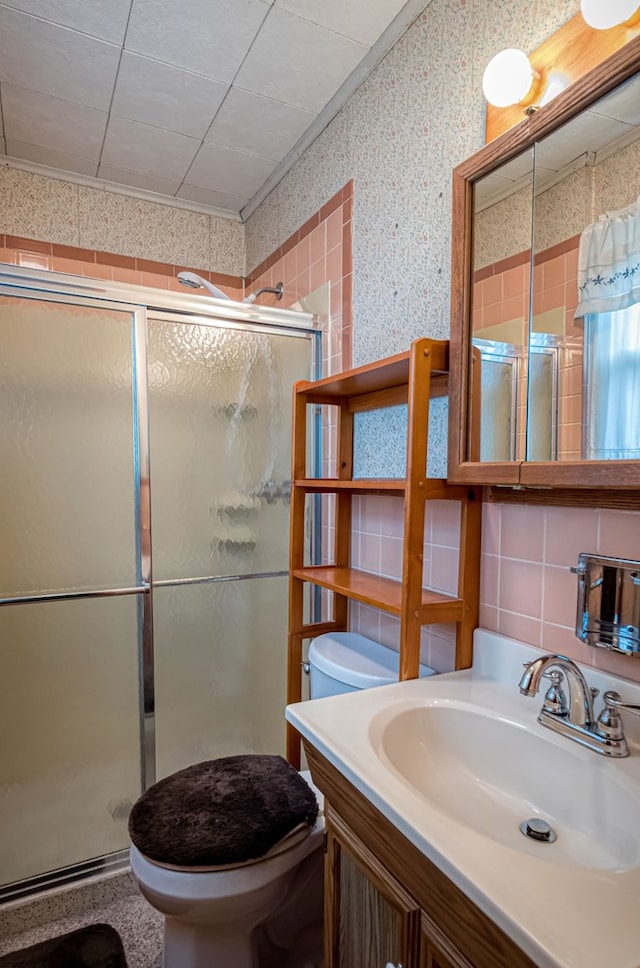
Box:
[0,167,245,275]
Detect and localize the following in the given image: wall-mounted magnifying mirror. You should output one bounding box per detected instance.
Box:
[450,36,640,490]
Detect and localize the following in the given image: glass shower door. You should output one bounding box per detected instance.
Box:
[0,293,144,890]
[147,316,313,779]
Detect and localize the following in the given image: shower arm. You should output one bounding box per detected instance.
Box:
[243,282,284,304]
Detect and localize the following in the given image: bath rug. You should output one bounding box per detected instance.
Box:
[129,754,319,867]
[0,923,128,968]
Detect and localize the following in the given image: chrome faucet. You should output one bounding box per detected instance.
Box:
[519,653,640,757]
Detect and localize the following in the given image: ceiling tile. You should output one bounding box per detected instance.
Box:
[234,7,367,113]
[185,142,275,197]
[97,163,182,195]
[125,0,271,83]
[101,116,200,181]
[3,85,108,160]
[5,139,98,176]
[177,184,250,211]
[205,87,313,161]
[111,52,228,139]
[0,7,121,109]
[274,0,407,46]
[0,0,133,44]
[536,114,634,172]
[592,76,640,127]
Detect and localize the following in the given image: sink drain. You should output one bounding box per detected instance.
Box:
[520,818,557,843]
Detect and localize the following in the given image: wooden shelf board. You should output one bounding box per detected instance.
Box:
[295,340,449,401]
[292,565,463,619]
[295,478,407,494]
[294,478,476,502]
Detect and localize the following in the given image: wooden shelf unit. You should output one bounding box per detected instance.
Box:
[287,337,482,766]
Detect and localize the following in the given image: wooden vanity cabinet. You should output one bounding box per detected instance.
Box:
[326,810,420,968]
[306,741,538,968]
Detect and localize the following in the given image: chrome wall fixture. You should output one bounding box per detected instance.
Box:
[572,552,640,655]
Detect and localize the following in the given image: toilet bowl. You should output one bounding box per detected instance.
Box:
[130,633,408,968]
[129,768,324,968]
[130,816,324,968]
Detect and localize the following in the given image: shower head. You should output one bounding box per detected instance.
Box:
[177,271,232,300]
[243,282,284,304]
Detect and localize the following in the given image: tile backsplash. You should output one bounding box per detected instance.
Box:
[347,494,640,684]
[481,502,640,682]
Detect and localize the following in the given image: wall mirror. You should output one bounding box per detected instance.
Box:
[449,34,640,491]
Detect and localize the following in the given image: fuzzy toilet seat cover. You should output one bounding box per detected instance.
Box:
[128,754,319,867]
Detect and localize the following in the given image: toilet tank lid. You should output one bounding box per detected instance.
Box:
[308,632,435,689]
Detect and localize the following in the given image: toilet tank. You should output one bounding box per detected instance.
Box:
[308,632,436,699]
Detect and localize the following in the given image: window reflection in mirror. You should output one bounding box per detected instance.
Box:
[470,148,534,463]
[530,72,640,461]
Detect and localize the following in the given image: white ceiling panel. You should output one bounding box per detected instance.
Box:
[186,142,275,197]
[0,0,133,44]
[3,85,108,159]
[124,0,271,84]
[177,184,250,211]
[0,0,420,216]
[591,76,640,127]
[0,7,121,109]
[112,53,228,140]
[5,139,98,176]
[275,0,407,46]
[234,7,368,113]
[101,116,200,181]
[97,163,183,195]
[536,114,634,171]
[205,88,314,161]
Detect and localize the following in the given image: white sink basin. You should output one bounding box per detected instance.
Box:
[372,701,640,870]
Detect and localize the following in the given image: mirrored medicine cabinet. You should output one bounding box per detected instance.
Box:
[448,34,640,495]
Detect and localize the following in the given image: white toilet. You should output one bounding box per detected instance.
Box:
[129,633,432,968]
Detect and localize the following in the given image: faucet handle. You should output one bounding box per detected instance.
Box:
[541,670,568,717]
[603,691,640,715]
[595,691,640,748]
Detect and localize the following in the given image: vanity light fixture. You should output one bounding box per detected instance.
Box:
[482,48,568,112]
[580,0,640,30]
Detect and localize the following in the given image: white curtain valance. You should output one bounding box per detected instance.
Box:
[575,195,640,318]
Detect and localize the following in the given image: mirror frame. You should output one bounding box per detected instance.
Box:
[448,33,640,492]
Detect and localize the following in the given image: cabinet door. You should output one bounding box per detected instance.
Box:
[422,941,457,968]
[420,916,475,968]
[326,822,420,968]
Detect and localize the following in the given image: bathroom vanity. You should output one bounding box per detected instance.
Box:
[309,750,535,968]
[286,630,640,968]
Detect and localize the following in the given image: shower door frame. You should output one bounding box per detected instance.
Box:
[0,266,320,901]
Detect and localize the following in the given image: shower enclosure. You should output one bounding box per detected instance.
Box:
[0,268,319,898]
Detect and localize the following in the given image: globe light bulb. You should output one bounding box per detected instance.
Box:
[580,0,640,29]
[482,49,537,108]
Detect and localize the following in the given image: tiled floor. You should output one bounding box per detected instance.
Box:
[0,872,163,968]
